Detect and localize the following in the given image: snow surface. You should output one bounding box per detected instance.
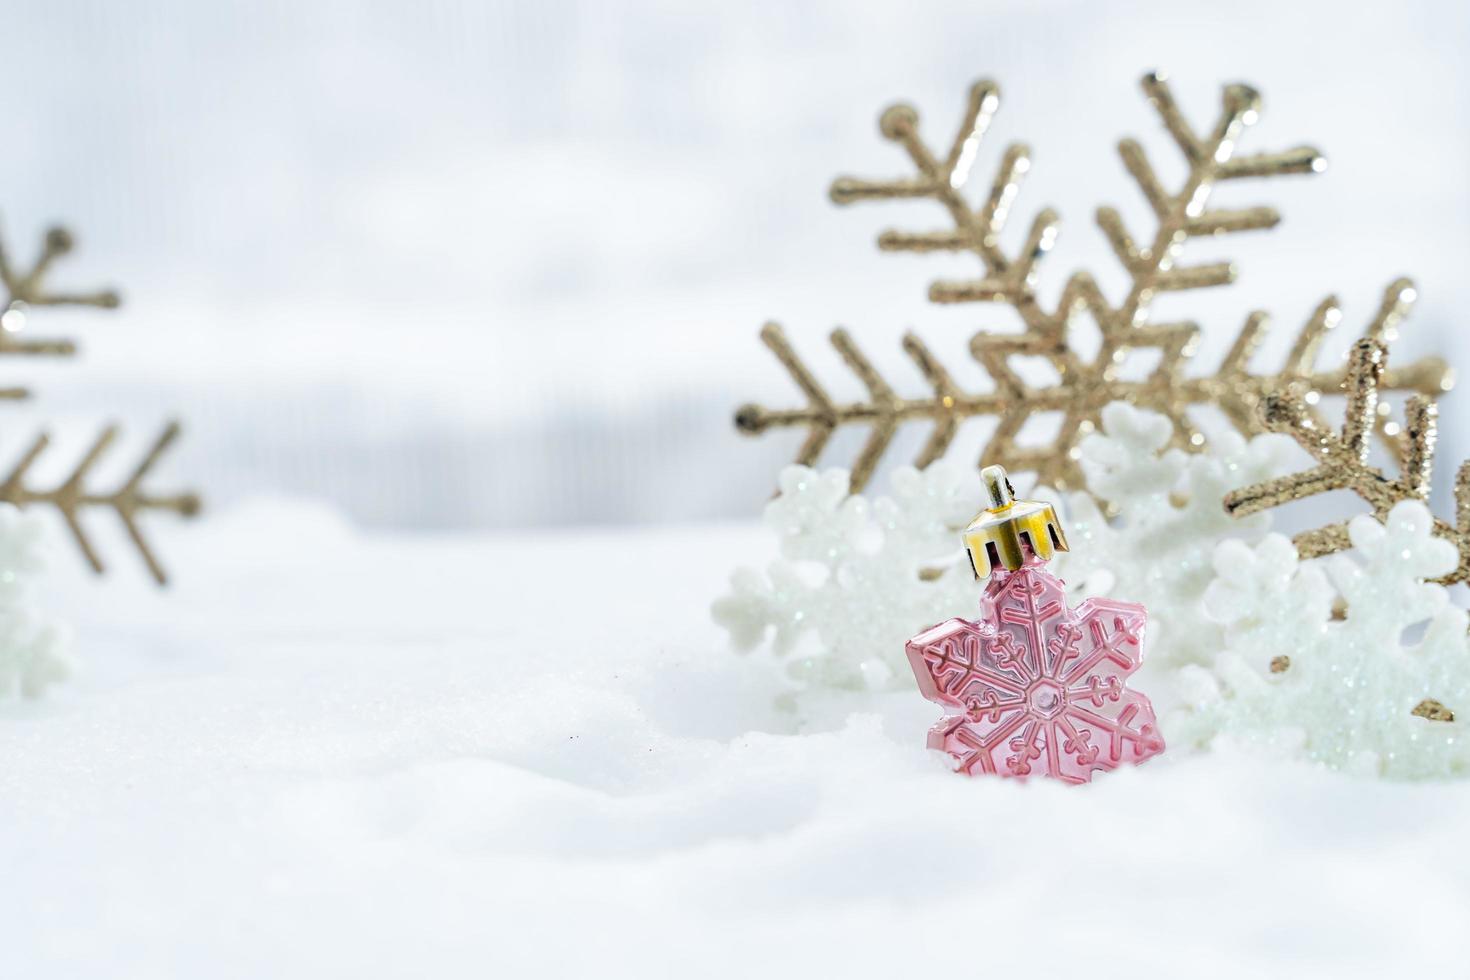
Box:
[3,505,1467,978]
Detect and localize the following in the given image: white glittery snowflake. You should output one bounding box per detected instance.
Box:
[0,505,69,701]
[1051,404,1294,707]
[714,404,1288,694]
[712,464,976,689]
[1174,502,1470,778]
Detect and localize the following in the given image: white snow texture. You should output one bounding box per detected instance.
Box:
[4,505,1470,977]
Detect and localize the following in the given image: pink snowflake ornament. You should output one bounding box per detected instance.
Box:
[906,466,1164,783]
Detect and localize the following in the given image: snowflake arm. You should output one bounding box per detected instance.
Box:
[1224,286,1468,584]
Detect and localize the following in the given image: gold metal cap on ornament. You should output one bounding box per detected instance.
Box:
[963,465,1069,579]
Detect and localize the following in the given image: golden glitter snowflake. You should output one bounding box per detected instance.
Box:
[735,73,1450,494]
[1225,288,1469,585]
[0,220,199,585]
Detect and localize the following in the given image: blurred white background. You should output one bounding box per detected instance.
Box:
[1,0,1466,532]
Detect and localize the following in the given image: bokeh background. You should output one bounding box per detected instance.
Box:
[2,0,1466,540]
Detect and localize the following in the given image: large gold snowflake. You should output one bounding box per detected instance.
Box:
[735,73,1450,494]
